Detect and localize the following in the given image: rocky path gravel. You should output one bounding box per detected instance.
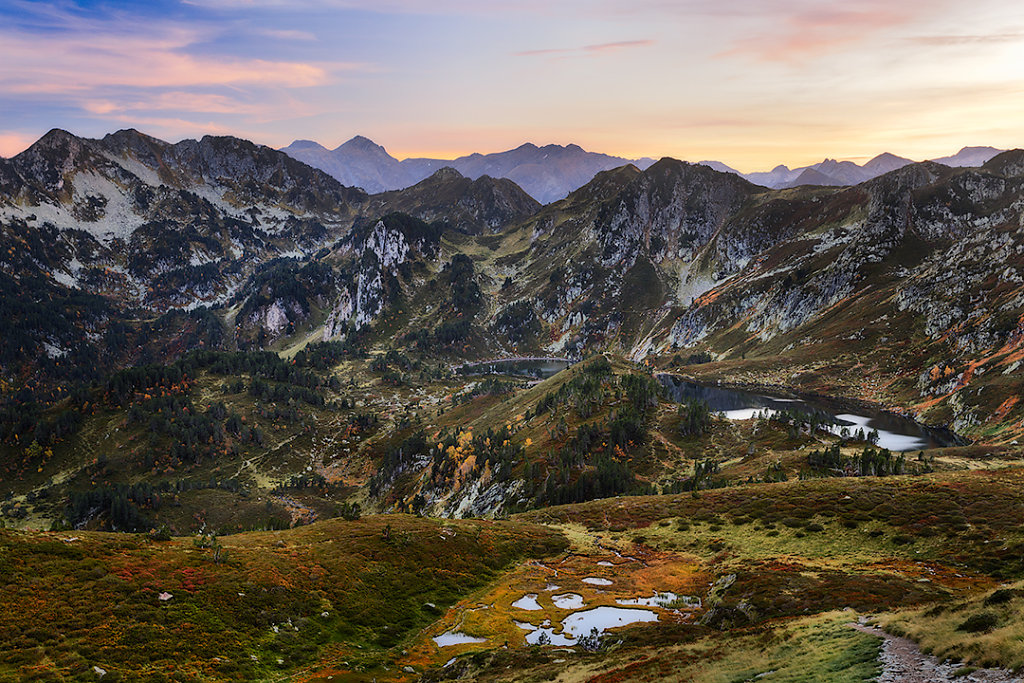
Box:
[850,621,1021,682]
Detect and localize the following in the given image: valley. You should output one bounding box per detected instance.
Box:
[1,128,1024,681]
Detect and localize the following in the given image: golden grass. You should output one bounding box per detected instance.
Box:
[878,581,1024,671]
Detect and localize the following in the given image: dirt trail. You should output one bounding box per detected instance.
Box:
[850,621,1022,682]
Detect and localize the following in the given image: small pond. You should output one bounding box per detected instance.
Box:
[511,594,542,610]
[562,607,659,639]
[552,593,586,609]
[616,592,678,608]
[658,375,962,452]
[521,606,659,645]
[455,358,572,380]
[433,631,487,647]
[582,577,613,586]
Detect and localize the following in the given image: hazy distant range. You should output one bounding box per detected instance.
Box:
[281,136,1004,204]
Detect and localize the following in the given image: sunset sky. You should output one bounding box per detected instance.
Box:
[1,0,1022,171]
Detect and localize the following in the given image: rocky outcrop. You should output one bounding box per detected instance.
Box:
[363,168,541,235]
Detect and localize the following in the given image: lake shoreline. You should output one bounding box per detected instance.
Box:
[454,357,574,379]
[656,371,968,449]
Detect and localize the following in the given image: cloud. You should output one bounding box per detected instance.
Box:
[0,132,36,158]
[0,3,375,140]
[647,0,950,61]
[909,33,1024,46]
[257,28,319,41]
[0,3,377,150]
[98,115,240,139]
[82,92,264,116]
[0,29,350,94]
[515,39,654,57]
[183,0,558,15]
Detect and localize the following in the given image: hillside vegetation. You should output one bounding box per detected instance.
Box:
[2,129,1024,680]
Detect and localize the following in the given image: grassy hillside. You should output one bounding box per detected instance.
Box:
[5,348,1016,536]
[6,451,1024,680]
[0,515,566,681]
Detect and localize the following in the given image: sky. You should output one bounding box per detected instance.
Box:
[0,0,1022,172]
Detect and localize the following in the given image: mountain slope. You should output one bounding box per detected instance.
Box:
[5,129,1024,683]
[3,127,1023,446]
[0,128,369,378]
[666,155,1024,436]
[361,167,541,235]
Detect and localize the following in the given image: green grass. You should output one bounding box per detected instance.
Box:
[517,468,1024,578]
[0,515,567,682]
[671,611,882,683]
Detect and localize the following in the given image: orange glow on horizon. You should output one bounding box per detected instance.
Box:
[1,0,1021,172]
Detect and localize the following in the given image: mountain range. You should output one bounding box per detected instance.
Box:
[2,126,1022,444]
[281,136,657,203]
[282,135,1004,200]
[717,146,1004,189]
[3,126,1024,680]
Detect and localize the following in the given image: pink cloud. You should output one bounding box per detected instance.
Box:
[515,39,654,57]
[0,32,341,93]
[0,133,36,158]
[83,92,266,116]
[99,115,240,139]
[0,6,375,99]
[910,33,1024,46]
[716,0,947,61]
[0,9,368,149]
[257,28,318,41]
[184,0,558,14]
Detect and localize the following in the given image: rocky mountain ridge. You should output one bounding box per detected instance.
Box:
[280,137,657,203]
[282,135,1005,198]
[734,146,1004,189]
[2,128,1023,443]
[362,167,541,235]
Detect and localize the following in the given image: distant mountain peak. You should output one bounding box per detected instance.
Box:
[281,136,656,202]
[930,146,1004,168]
[427,166,464,182]
[698,160,742,175]
[336,135,389,154]
[107,127,145,139]
[25,128,79,153]
[38,127,76,142]
[285,139,328,151]
[862,152,914,175]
